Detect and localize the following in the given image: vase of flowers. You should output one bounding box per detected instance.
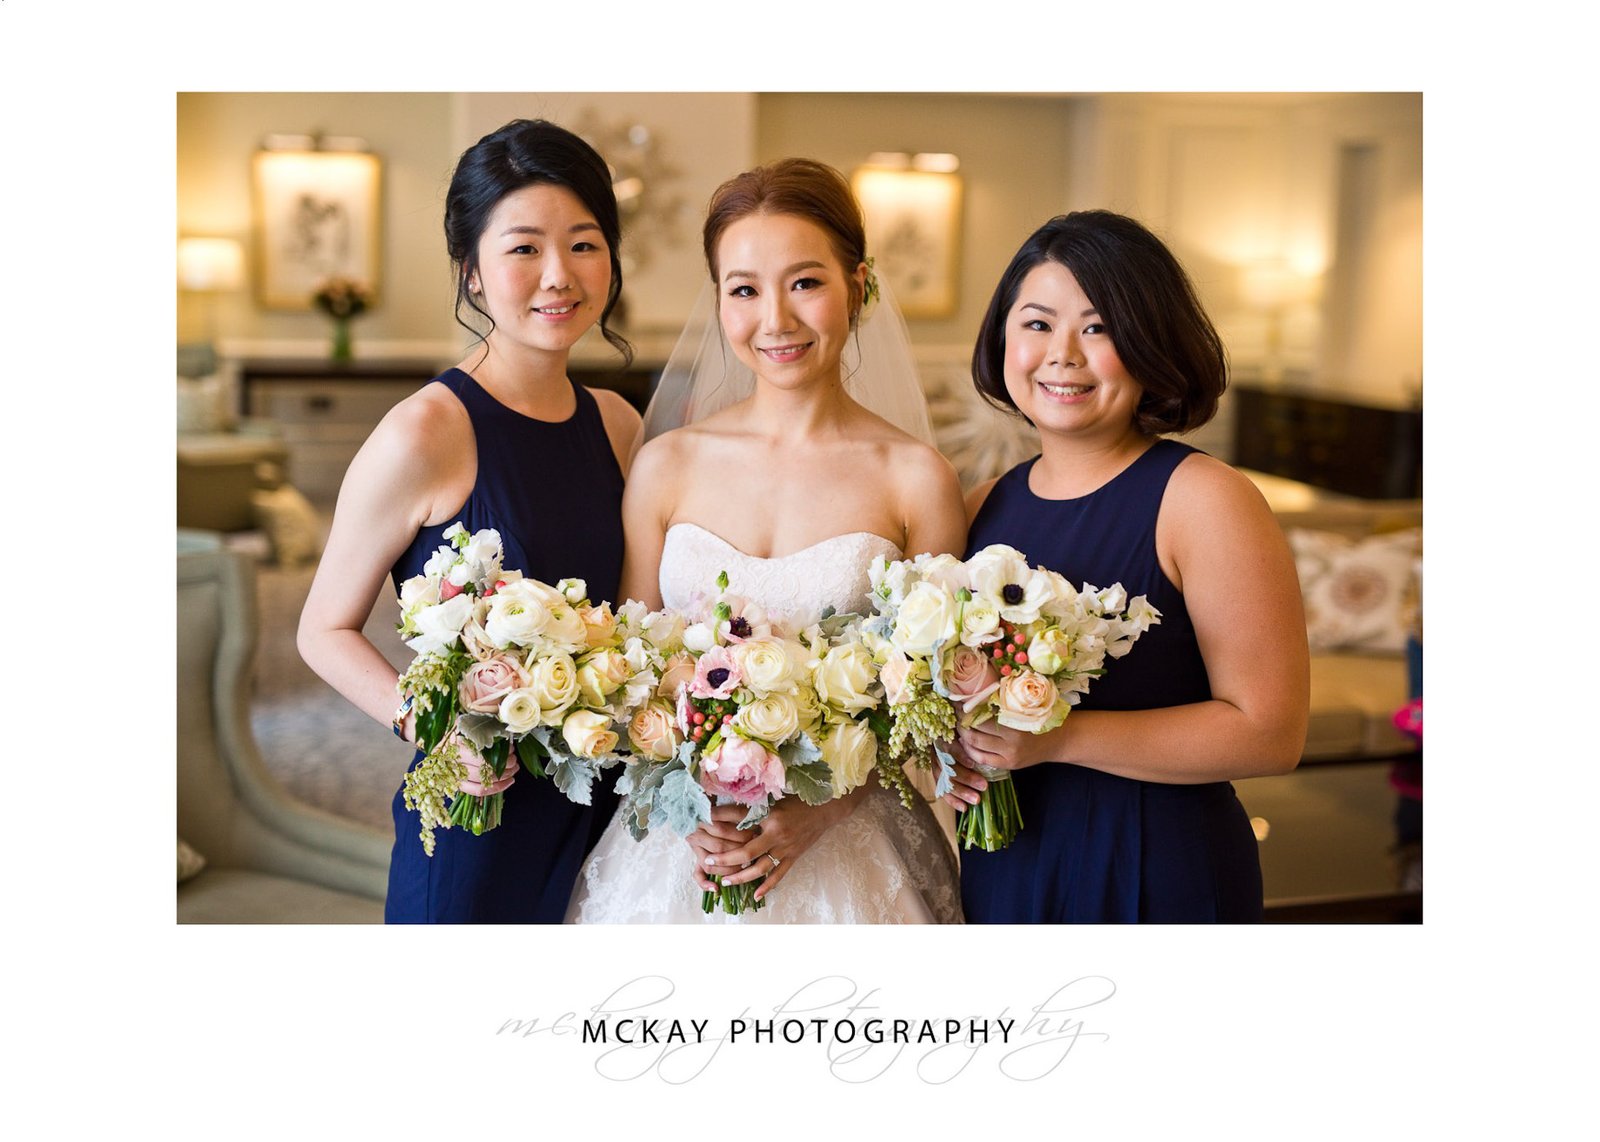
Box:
[312,276,373,363]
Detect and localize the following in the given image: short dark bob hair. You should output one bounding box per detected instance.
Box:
[972,210,1225,435]
[444,118,632,365]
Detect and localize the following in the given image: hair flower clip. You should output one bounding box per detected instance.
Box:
[858,256,881,326]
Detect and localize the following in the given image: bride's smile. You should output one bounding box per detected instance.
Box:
[714,211,865,394]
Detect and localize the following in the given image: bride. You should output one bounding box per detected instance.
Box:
[566,158,966,923]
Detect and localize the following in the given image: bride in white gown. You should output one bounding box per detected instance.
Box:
[566,158,967,923]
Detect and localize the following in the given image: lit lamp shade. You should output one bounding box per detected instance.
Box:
[177,237,246,292]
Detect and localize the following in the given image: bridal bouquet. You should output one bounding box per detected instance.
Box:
[614,572,876,915]
[864,545,1161,852]
[393,522,654,855]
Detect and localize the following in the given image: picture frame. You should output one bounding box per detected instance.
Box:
[251,149,382,310]
[850,166,962,319]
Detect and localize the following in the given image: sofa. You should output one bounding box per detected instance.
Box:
[177,531,389,923]
[1243,474,1422,763]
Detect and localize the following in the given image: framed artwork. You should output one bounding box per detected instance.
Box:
[851,167,962,319]
[251,149,382,310]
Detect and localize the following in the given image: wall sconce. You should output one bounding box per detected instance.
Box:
[851,153,963,319]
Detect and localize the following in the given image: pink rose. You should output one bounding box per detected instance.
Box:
[629,702,683,762]
[690,645,742,700]
[457,654,531,714]
[440,577,466,602]
[700,735,786,806]
[945,644,1001,713]
[994,670,1062,733]
[656,653,697,701]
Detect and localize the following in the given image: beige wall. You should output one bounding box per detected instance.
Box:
[176,91,1421,408]
[756,92,1079,352]
[176,91,457,355]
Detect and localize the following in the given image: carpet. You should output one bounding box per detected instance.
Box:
[244,536,415,833]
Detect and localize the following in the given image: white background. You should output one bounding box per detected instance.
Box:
[4,0,1590,1135]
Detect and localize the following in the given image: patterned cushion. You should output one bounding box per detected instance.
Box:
[1289,527,1421,653]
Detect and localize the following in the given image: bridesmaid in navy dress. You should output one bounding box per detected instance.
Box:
[298,120,642,922]
[947,212,1309,923]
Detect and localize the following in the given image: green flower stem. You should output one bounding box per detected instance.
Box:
[958,776,1023,852]
[702,872,766,915]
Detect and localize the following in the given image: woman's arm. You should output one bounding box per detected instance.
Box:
[956,456,1309,783]
[615,433,679,609]
[586,386,644,478]
[296,390,472,734]
[900,444,968,559]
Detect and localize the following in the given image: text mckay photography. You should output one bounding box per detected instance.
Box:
[495,973,1115,1084]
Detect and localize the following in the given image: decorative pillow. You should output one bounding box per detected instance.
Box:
[176,373,237,435]
[252,484,324,565]
[1288,527,1422,652]
[177,837,208,883]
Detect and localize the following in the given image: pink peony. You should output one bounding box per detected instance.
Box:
[457,654,530,714]
[690,645,743,700]
[945,644,1001,713]
[700,735,786,806]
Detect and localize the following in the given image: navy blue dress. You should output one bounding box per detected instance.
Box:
[384,369,625,923]
[960,440,1263,923]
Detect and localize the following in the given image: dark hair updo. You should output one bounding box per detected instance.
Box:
[444,118,632,365]
[972,210,1226,435]
[702,158,869,323]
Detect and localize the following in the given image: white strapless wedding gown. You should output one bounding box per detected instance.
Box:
[565,522,963,924]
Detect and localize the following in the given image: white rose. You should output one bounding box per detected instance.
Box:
[737,692,801,743]
[557,577,588,606]
[576,649,631,705]
[398,574,438,612]
[525,653,580,721]
[1026,627,1074,676]
[682,622,716,654]
[484,581,553,648]
[562,709,620,759]
[404,593,475,654]
[912,552,969,593]
[790,682,826,736]
[959,597,1003,646]
[541,605,589,654]
[497,687,543,735]
[813,642,879,713]
[731,637,797,694]
[819,718,878,795]
[891,582,960,657]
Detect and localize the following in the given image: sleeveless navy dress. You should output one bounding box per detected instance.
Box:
[384,369,624,923]
[961,440,1263,923]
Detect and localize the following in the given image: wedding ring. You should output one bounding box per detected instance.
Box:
[765,853,781,871]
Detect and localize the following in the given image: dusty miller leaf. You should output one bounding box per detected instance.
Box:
[656,768,712,837]
[932,743,958,799]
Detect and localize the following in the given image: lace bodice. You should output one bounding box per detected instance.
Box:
[659,523,900,620]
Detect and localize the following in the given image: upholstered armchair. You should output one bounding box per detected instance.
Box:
[177,532,389,922]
